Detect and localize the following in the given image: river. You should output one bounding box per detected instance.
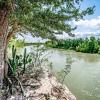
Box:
[48,49,100,100]
[17,47,100,100]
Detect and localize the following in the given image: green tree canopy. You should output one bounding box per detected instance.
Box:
[0,0,95,39]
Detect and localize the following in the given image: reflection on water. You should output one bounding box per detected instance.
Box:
[48,49,100,100]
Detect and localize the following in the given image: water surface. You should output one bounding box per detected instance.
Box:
[48,49,100,100]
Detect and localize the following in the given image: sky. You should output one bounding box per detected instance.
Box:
[72,0,100,35]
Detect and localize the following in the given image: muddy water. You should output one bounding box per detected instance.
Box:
[49,49,100,100]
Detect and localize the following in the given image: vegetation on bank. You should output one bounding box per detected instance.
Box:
[9,36,100,54]
[8,38,25,48]
[46,37,100,54]
[8,37,44,48]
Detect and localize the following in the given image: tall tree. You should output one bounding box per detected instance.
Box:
[0,0,95,85]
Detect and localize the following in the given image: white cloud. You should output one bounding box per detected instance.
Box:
[17,34,48,43]
[73,16,100,28]
[73,16,100,34]
[55,32,74,39]
[55,16,100,39]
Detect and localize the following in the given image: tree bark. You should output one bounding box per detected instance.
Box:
[0,5,9,87]
[0,39,5,87]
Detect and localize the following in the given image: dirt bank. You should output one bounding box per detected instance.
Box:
[2,66,76,100]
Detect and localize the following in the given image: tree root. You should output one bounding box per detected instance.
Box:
[14,76,25,96]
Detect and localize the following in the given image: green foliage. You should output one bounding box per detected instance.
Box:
[98,49,100,54]
[0,0,95,39]
[47,37,100,54]
[46,38,83,50]
[76,37,100,53]
[23,48,27,72]
[8,38,25,48]
[7,45,32,75]
[44,94,51,100]
[15,40,25,47]
[8,45,21,75]
[23,48,32,72]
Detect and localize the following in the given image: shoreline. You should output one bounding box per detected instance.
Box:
[47,47,100,55]
[4,66,76,100]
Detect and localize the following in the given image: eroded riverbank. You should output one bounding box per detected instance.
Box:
[5,66,76,100]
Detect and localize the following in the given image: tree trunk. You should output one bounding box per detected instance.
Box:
[0,39,5,87]
[0,31,8,86]
[0,5,9,87]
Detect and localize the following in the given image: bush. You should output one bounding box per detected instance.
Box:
[48,36,100,54]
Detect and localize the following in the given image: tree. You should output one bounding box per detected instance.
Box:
[0,0,94,85]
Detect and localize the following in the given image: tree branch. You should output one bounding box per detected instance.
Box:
[7,21,19,43]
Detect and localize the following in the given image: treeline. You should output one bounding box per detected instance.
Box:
[46,37,100,54]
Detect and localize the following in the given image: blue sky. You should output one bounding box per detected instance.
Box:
[72,0,100,35]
